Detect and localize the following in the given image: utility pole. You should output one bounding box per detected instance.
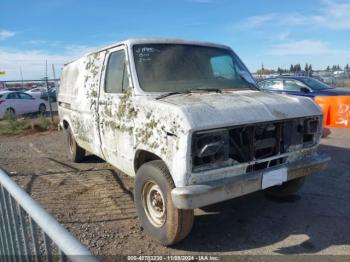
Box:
[20,65,24,89]
[45,60,54,122]
[52,64,58,89]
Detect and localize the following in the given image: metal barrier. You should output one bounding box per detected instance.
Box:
[0,169,99,262]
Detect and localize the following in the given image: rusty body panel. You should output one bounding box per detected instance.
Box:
[58,38,327,192]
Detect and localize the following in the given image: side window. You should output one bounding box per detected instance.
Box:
[6,93,18,99]
[260,80,283,90]
[210,55,235,79]
[283,80,306,91]
[105,50,127,93]
[18,93,33,99]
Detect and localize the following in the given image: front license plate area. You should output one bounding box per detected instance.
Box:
[262,167,288,189]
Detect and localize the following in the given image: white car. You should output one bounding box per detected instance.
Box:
[0,91,47,119]
[26,87,47,99]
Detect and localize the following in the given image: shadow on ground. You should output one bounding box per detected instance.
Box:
[171,144,350,254]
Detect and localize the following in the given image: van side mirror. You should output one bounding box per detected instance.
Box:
[300,87,310,93]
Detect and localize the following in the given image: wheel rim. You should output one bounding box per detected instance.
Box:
[142,181,166,227]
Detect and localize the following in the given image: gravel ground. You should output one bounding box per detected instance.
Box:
[0,129,349,258]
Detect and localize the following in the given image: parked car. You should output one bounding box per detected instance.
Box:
[58,38,329,245]
[26,87,47,99]
[258,76,350,98]
[26,87,57,102]
[0,81,5,90]
[0,91,47,119]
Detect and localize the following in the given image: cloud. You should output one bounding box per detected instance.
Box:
[0,45,99,80]
[319,0,350,29]
[237,0,350,30]
[267,40,330,56]
[266,39,350,56]
[0,30,16,40]
[239,13,278,29]
[25,40,48,45]
[275,32,290,41]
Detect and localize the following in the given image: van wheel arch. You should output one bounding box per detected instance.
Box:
[62,119,70,130]
[134,150,162,173]
[64,124,85,162]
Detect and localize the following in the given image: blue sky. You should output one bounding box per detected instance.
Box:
[0,0,349,80]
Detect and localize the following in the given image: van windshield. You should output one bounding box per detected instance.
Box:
[133,44,257,93]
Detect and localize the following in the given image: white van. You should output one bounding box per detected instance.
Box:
[58,38,329,245]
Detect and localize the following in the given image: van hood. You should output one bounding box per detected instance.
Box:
[155,90,322,129]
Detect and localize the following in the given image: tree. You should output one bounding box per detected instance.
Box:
[308,64,313,76]
[333,64,342,70]
[256,67,273,75]
[345,64,349,70]
[326,66,330,71]
[305,63,309,72]
[290,64,294,73]
[277,67,283,75]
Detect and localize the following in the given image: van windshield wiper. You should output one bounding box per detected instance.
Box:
[155,88,222,100]
[192,88,222,93]
[155,90,192,100]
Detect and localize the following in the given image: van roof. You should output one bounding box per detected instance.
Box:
[65,38,232,65]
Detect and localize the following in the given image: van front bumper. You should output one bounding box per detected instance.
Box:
[171,154,330,209]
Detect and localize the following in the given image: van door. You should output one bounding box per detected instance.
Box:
[98,46,135,173]
[65,50,106,158]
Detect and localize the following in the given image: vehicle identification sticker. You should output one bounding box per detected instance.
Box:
[262,167,288,189]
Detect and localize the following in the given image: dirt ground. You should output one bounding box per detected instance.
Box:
[0,129,349,257]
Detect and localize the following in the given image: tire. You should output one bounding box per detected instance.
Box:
[64,125,85,162]
[5,108,15,120]
[38,103,46,115]
[264,177,306,198]
[134,160,194,246]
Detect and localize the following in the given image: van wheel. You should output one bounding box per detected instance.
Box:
[64,126,85,162]
[135,160,194,246]
[38,103,46,115]
[264,177,306,198]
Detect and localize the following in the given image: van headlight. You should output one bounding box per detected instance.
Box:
[192,129,230,171]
